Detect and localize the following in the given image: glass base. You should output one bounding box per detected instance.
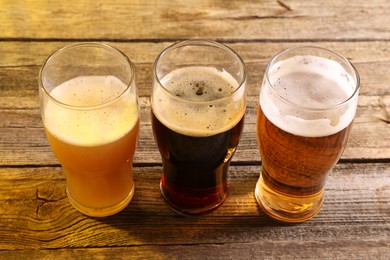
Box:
[67,185,135,217]
[254,175,324,223]
[160,177,227,216]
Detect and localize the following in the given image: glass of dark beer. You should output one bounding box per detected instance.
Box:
[151,40,247,215]
[255,46,360,222]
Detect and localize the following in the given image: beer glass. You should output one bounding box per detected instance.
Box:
[151,40,247,215]
[39,43,139,217]
[255,46,360,222]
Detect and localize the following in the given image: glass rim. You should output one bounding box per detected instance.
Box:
[265,46,360,111]
[153,39,247,105]
[39,42,136,110]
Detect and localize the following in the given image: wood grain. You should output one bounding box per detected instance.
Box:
[0,164,389,254]
[0,241,389,260]
[1,0,390,41]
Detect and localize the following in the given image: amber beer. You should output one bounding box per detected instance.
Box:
[152,40,246,215]
[255,47,360,222]
[39,43,139,217]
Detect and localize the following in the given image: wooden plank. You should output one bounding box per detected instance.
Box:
[2,41,390,96]
[0,163,389,251]
[1,0,390,41]
[1,93,389,165]
[0,240,389,260]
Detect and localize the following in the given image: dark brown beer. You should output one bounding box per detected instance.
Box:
[152,112,244,215]
[151,66,246,215]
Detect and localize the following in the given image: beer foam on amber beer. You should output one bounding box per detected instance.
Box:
[152,66,245,137]
[44,76,138,146]
[261,55,357,137]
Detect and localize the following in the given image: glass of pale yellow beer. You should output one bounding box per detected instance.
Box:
[39,43,139,217]
[255,46,360,222]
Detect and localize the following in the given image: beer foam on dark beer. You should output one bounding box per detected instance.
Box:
[261,55,357,137]
[152,66,245,137]
[44,76,138,146]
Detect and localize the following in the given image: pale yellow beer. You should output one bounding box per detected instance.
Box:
[40,43,139,217]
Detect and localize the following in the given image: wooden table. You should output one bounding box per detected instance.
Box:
[1,1,389,259]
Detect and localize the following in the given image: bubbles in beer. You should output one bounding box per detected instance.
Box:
[44,76,138,146]
[261,55,358,137]
[50,76,127,106]
[161,67,238,102]
[153,66,246,137]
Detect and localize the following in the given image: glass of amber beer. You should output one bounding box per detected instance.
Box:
[255,46,360,222]
[151,40,246,215]
[39,43,139,217]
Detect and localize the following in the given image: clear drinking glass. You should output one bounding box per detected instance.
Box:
[151,40,247,215]
[255,46,360,222]
[39,43,139,217]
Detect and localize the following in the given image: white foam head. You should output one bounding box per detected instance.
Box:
[43,76,139,146]
[152,66,246,137]
[260,55,359,137]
